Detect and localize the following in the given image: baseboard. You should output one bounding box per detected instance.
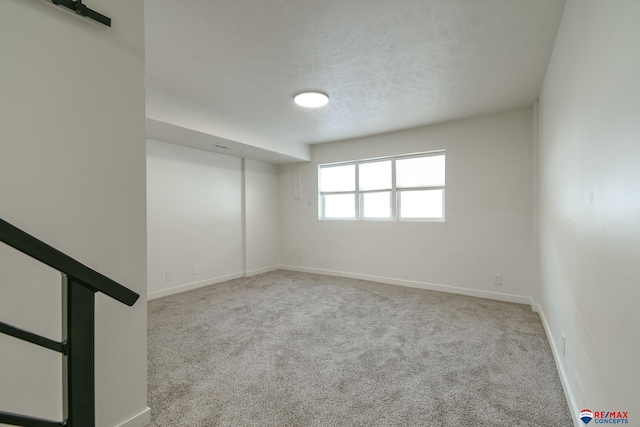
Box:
[533,303,579,427]
[245,265,280,277]
[147,272,244,300]
[279,265,533,305]
[117,406,151,427]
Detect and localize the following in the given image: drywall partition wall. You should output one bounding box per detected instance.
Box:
[245,159,281,275]
[280,109,534,303]
[0,1,148,426]
[536,0,639,421]
[147,140,243,299]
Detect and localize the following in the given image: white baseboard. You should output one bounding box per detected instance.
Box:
[279,265,533,305]
[147,272,244,300]
[118,406,151,427]
[532,303,579,427]
[245,265,280,277]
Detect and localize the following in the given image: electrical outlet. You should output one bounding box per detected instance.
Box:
[297,254,304,262]
[561,334,566,356]
[494,274,502,285]
[166,270,173,281]
[193,265,199,275]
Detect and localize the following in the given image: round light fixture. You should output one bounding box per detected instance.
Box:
[293,91,329,108]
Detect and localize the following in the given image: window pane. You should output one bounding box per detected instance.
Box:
[324,194,355,218]
[399,190,443,219]
[396,154,445,188]
[363,192,391,218]
[359,160,391,191]
[320,164,355,192]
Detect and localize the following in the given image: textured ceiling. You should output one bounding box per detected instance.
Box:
[145,0,565,147]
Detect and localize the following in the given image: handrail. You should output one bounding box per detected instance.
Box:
[0,218,138,306]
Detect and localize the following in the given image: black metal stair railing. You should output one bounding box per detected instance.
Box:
[0,218,140,427]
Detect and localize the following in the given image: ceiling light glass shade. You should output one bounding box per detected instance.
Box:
[294,91,329,108]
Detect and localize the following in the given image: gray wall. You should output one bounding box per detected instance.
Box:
[536,0,640,421]
[279,109,534,304]
[0,1,148,425]
[147,141,281,299]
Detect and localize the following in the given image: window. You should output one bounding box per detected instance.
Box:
[318,151,445,221]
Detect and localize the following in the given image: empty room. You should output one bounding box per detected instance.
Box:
[1,1,638,427]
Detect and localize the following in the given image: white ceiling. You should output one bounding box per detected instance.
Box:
[145,0,566,162]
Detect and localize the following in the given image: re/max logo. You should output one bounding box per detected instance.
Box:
[594,412,629,419]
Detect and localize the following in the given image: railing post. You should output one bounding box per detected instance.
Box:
[67,278,96,427]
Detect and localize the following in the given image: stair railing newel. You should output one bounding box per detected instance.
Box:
[0,218,139,427]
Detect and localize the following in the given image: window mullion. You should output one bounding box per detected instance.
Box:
[355,162,360,220]
[391,158,397,220]
[320,190,358,195]
[395,185,446,192]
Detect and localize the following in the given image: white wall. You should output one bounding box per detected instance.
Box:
[147,140,243,298]
[0,1,148,426]
[147,142,280,298]
[536,0,640,422]
[245,159,281,275]
[280,109,533,303]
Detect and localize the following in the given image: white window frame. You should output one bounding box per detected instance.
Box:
[318,150,445,222]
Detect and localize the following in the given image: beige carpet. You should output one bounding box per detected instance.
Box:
[148,270,572,426]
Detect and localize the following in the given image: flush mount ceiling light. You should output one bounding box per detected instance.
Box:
[293,91,329,108]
